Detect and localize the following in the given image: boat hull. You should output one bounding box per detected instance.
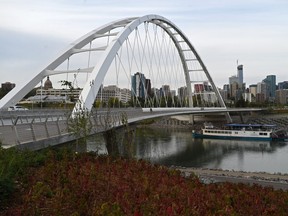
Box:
[192,132,273,141]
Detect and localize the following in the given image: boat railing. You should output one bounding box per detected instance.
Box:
[203,122,214,129]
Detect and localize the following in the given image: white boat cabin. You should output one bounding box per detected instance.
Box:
[202,123,276,139]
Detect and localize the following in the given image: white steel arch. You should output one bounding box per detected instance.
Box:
[74,14,226,114]
[0,14,227,116]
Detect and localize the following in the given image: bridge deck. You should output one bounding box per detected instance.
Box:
[0,108,262,150]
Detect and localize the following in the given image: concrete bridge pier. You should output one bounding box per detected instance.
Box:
[189,114,195,125]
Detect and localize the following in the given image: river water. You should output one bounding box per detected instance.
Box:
[74,127,288,175]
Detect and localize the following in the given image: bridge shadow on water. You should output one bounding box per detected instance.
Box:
[58,126,288,174]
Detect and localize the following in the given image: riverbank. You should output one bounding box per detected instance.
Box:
[2,151,288,215]
[149,112,288,130]
[175,167,288,191]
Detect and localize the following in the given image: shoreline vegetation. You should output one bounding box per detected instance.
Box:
[1,112,288,214]
[1,147,288,215]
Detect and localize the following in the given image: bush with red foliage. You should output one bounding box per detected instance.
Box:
[2,151,288,215]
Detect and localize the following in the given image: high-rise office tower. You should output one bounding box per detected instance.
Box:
[263,75,276,99]
[237,65,243,85]
[131,72,146,99]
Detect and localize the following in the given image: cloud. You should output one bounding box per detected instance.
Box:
[0,0,287,89]
[0,28,66,84]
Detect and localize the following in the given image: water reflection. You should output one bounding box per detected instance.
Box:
[76,127,288,174]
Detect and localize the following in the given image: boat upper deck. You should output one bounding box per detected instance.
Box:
[224,123,276,131]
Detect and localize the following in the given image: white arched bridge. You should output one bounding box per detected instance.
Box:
[0,14,226,113]
[0,15,261,149]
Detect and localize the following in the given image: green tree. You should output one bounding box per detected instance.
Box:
[59,80,73,90]
[160,97,166,107]
[108,97,120,108]
[94,99,102,108]
[0,88,10,99]
[68,107,92,147]
[59,80,75,102]
[24,88,37,99]
[235,96,248,108]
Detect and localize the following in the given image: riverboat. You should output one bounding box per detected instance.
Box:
[192,122,287,141]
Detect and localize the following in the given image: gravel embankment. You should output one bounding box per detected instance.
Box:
[175,167,288,191]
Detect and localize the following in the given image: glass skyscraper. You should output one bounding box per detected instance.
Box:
[131,72,146,99]
[263,75,276,99]
[237,65,243,85]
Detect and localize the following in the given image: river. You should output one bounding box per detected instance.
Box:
[70,127,288,175]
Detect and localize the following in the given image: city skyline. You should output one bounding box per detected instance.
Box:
[2,70,287,106]
[1,0,287,89]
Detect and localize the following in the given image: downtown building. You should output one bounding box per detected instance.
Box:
[1,82,16,99]
[27,77,81,103]
[256,81,267,103]
[193,82,217,106]
[248,84,257,103]
[177,86,188,106]
[1,82,16,91]
[263,75,276,102]
[278,81,288,90]
[228,64,246,102]
[96,85,131,104]
[160,85,171,97]
[32,88,82,103]
[275,89,288,105]
[131,72,152,100]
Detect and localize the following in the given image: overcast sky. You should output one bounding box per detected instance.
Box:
[0,0,287,89]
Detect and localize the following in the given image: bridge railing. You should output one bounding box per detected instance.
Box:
[0,108,147,148]
[0,107,200,149]
[0,118,69,148]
